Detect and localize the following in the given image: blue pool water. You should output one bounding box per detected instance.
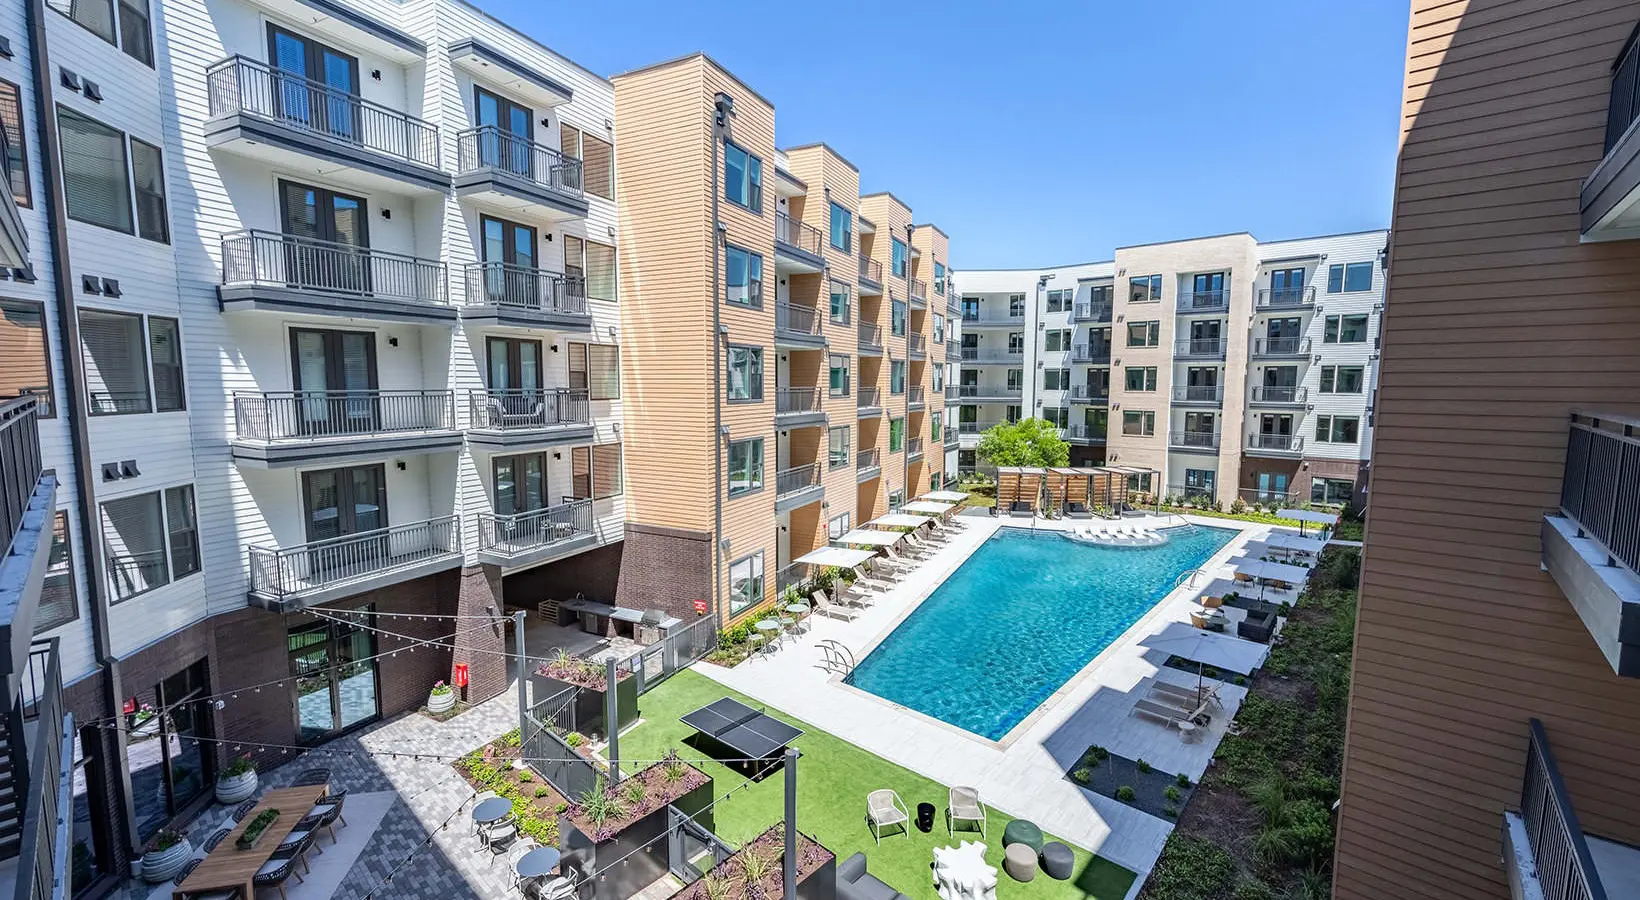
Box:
[845,525,1236,740]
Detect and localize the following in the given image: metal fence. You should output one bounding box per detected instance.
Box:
[1252,337,1311,356]
[1608,31,1640,153]
[611,613,720,696]
[220,229,448,304]
[776,302,821,336]
[10,639,70,900]
[858,255,882,283]
[776,213,822,256]
[1,397,42,554]
[857,386,881,408]
[1560,413,1640,576]
[456,126,584,199]
[467,389,589,430]
[1176,289,1228,312]
[1518,718,1607,900]
[858,322,883,349]
[910,278,928,300]
[775,464,820,497]
[477,500,594,556]
[1256,287,1315,309]
[462,262,588,315]
[523,684,601,798]
[776,387,822,416]
[233,390,455,441]
[1250,386,1307,404]
[247,516,459,599]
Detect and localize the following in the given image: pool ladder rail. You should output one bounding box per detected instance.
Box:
[816,639,857,676]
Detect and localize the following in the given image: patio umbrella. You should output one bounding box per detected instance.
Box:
[922,490,969,503]
[1264,532,1325,556]
[867,513,934,528]
[793,546,878,568]
[1276,508,1339,537]
[900,500,955,515]
[835,529,905,547]
[1142,624,1270,691]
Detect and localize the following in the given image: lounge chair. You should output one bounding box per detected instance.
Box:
[1149,681,1223,711]
[837,585,874,608]
[813,591,860,621]
[1066,501,1090,518]
[947,785,987,837]
[906,533,942,556]
[898,536,936,559]
[1009,501,1033,517]
[883,546,922,570]
[866,789,911,844]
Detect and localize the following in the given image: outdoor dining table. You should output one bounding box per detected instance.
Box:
[515,846,562,880]
[784,603,809,615]
[474,796,514,826]
[170,784,328,900]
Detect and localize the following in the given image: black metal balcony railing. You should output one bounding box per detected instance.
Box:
[221,230,448,305]
[1172,384,1224,403]
[908,334,927,355]
[907,437,924,456]
[958,421,999,434]
[1170,430,1219,450]
[1,396,43,549]
[1177,288,1229,313]
[1175,338,1227,358]
[857,386,881,408]
[1248,433,1304,453]
[959,347,1024,363]
[858,322,883,349]
[958,385,1022,399]
[908,385,925,405]
[962,310,1026,325]
[456,126,583,199]
[776,387,823,416]
[859,255,882,283]
[1257,286,1316,309]
[910,278,928,300]
[206,56,439,167]
[857,447,880,470]
[1072,343,1111,364]
[776,463,820,497]
[10,639,70,900]
[1560,413,1640,577]
[477,500,594,556]
[462,262,587,315]
[1607,32,1640,154]
[1516,719,1607,900]
[248,515,460,599]
[1253,336,1312,356]
[776,302,822,336]
[1251,385,1307,404]
[1067,385,1110,403]
[234,390,456,441]
[1072,301,1113,322]
[944,385,960,400]
[776,212,823,256]
[467,389,590,430]
[1065,425,1106,442]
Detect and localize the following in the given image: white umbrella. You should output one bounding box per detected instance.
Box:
[1142,624,1270,690]
[1265,532,1325,556]
[1236,560,1311,583]
[867,514,934,528]
[922,490,969,503]
[836,529,904,547]
[900,500,955,515]
[1277,508,1339,537]
[793,546,879,568]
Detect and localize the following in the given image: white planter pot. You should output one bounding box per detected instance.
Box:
[427,690,456,714]
[141,839,192,883]
[215,769,258,804]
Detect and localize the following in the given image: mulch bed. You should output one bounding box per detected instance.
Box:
[671,825,833,900]
[455,731,571,845]
[1064,748,1195,822]
[564,755,710,842]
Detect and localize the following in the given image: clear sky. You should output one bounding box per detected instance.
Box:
[472,0,1411,269]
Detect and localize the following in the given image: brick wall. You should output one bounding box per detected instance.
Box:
[614,522,712,621]
[502,541,623,615]
[451,565,506,705]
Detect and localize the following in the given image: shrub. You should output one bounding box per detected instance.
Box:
[1143,836,1236,899]
[1162,805,1177,818]
[565,732,585,748]
[1136,758,1152,774]
[1072,768,1092,785]
[1231,878,1276,900]
[1088,744,1109,762]
[1253,799,1334,867]
[518,771,533,783]
[1175,772,1192,788]
[1229,497,1247,515]
[1115,786,1136,802]
[535,786,551,798]
[1164,785,1181,803]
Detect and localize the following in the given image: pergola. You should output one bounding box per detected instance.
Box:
[1037,465,1161,515]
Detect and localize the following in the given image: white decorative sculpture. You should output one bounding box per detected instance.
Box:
[933,841,998,900]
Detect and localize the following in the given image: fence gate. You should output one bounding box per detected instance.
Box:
[667,806,733,883]
[522,686,600,798]
[624,613,720,696]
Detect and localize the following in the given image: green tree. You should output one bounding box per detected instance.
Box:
[975,418,1070,467]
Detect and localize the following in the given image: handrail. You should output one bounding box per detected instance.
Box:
[957,385,1021,398]
[456,126,583,199]
[857,447,880,469]
[775,387,823,416]
[1518,718,1607,900]
[1071,343,1111,363]
[477,500,594,553]
[1561,413,1640,578]
[776,302,821,336]
[907,437,924,456]
[908,385,925,405]
[220,229,448,304]
[1174,338,1227,358]
[1253,336,1311,356]
[1072,301,1112,322]
[1064,425,1105,442]
[775,464,820,497]
[857,387,882,408]
[1,396,43,554]
[1067,385,1109,403]
[910,278,928,300]
[1257,286,1316,309]
[11,639,69,900]
[776,212,823,256]
[1607,33,1640,154]
[959,348,1023,362]
[1176,289,1229,312]
[1250,385,1307,404]
[234,390,456,441]
[1169,430,1219,450]
[206,56,439,167]
[462,261,587,315]
[907,334,927,354]
[858,322,883,349]
[248,515,460,599]
[1172,384,1223,402]
[858,255,882,283]
[1247,433,1304,453]
[466,388,589,430]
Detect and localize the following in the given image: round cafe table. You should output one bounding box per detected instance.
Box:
[515,846,562,880]
[473,796,513,826]
[756,619,782,633]
[785,603,809,615]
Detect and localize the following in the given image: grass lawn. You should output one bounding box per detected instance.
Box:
[619,669,1136,900]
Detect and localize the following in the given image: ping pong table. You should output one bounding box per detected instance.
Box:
[680,697,804,772]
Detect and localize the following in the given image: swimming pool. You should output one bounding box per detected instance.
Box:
[844,524,1236,740]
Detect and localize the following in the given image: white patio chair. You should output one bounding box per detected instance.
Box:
[947,785,987,837]
[867,789,911,844]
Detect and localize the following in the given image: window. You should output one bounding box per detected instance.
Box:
[1323,314,1369,344]
[1124,366,1157,392]
[66,0,116,43]
[829,355,850,396]
[1184,469,1216,496]
[889,417,904,452]
[933,315,946,343]
[1319,365,1364,394]
[0,298,53,416]
[725,245,763,307]
[1315,415,1360,443]
[1005,405,1021,423]
[828,202,851,252]
[493,452,549,514]
[561,124,613,200]
[1126,321,1160,347]
[828,426,850,470]
[1006,369,1023,390]
[1044,329,1070,352]
[591,443,623,499]
[1007,332,1024,353]
[829,281,850,324]
[0,81,30,207]
[890,360,906,394]
[889,489,904,509]
[960,298,979,321]
[1327,261,1374,293]
[59,107,132,234]
[118,0,154,65]
[567,342,621,400]
[891,238,907,277]
[723,140,762,212]
[728,552,764,615]
[101,485,198,602]
[148,317,183,411]
[1311,478,1354,505]
[565,235,617,302]
[1041,406,1068,428]
[725,346,763,401]
[79,309,149,415]
[1042,368,1071,390]
[1009,294,1026,317]
[932,411,944,439]
[934,262,946,295]
[129,138,168,242]
[891,300,906,336]
[35,512,76,634]
[1122,410,1155,436]
[726,438,764,496]
[827,513,850,540]
[931,365,943,391]
[1129,274,1162,303]
[1046,288,1071,312]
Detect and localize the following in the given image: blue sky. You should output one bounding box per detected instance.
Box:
[475,0,1411,269]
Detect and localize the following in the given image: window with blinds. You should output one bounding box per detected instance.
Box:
[567,342,620,400]
[34,511,77,634]
[561,123,613,200]
[570,443,623,500]
[586,240,615,302]
[0,80,30,207]
[166,485,200,578]
[148,316,184,411]
[67,0,117,43]
[102,492,167,601]
[60,106,133,233]
[130,138,168,243]
[80,309,151,415]
[0,298,53,416]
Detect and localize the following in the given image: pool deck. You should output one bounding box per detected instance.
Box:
[694,512,1301,888]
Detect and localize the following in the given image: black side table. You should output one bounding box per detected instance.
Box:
[916,802,936,833]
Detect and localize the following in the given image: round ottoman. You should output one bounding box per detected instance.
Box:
[1002,819,1044,852]
[1039,842,1075,881]
[1003,843,1037,883]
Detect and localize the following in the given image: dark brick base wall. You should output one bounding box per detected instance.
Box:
[1070,445,1108,467]
[501,541,623,611]
[614,523,712,621]
[452,565,507,705]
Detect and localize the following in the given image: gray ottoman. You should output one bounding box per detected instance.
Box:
[1002,819,1044,852]
[1039,842,1074,881]
[1003,843,1037,882]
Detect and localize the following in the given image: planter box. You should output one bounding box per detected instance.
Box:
[559,779,712,900]
[529,672,637,740]
[140,840,192,883]
[428,689,456,714]
[215,770,258,804]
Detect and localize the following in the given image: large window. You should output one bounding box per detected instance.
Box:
[933,314,946,343]
[827,513,850,541]
[80,310,183,415]
[1315,415,1360,443]
[829,281,850,324]
[0,298,53,416]
[130,138,168,242]
[117,0,154,65]
[0,81,30,207]
[1327,261,1374,293]
[569,443,623,500]
[890,360,906,394]
[35,512,76,633]
[1129,274,1162,303]
[59,107,132,233]
[727,438,763,496]
[723,140,762,212]
[891,299,906,336]
[725,346,763,401]
[1311,478,1354,505]
[101,485,198,602]
[1042,368,1071,390]
[1323,314,1369,344]
[567,342,621,400]
[1044,329,1070,352]
[1122,410,1155,436]
[1046,288,1071,312]
[725,245,763,307]
[891,238,907,277]
[829,354,850,396]
[889,417,904,452]
[1319,365,1364,394]
[1124,366,1157,392]
[829,202,851,252]
[1126,321,1160,347]
[728,551,764,615]
[828,426,850,470]
[565,235,616,302]
[561,123,613,200]
[1041,407,1067,429]
[493,452,548,514]
[934,262,946,295]
[1009,294,1025,317]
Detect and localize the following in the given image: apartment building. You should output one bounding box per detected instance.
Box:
[1334,2,1640,899]
[610,53,954,625]
[0,0,622,890]
[956,229,1385,508]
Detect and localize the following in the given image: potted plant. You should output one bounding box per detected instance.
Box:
[140,828,191,883]
[215,753,258,804]
[428,679,456,714]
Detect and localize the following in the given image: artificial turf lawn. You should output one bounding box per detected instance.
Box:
[617,669,1136,900]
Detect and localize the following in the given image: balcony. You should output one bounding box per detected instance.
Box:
[204,56,447,193]
[856,447,881,482]
[774,463,823,511]
[909,279,927,308]
[944,385,960,402]
[231,390,461,468]
[1174,338,1227,360]
[1249,385,1308,406]
[1245,433,1304,457]
[775,213,824,271]
[957,385,1022,401]
[857,387,883,418]
[1583,33,1640,240]
[1064,425,1106,444]
[219,230,454,324]
[1072,301,1112,323]
[1067,385,1109,405]
[460,262,590,330]
[907,437,924,459]
[465,388,593,449]
[1256,286,1316,310]
[1502,719,1636,899]
[0,639,73,900]
[775,302,825,349]
[958,421,999,435]
[944,429,959,449]
[908,385,925,409]
[0,129,27,268]
[858,255,883,294]
[858,322,883,355]
[1176,288,1228,314]
[1071,342,1111,364]
[455,126,588,221]
[1252,336,1312,358]
[247,516,462,608]
[476,500,597,569]
[775,387,825,427]
[1171,384,1224,405]
[1169,430,1220,453]
[908,334,927,359]
[961,312,1026,328]
[958,347,1024,365]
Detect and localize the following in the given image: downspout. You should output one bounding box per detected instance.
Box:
[711,94,733,622]
[903,224,913,505]
[25,0,132,851]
